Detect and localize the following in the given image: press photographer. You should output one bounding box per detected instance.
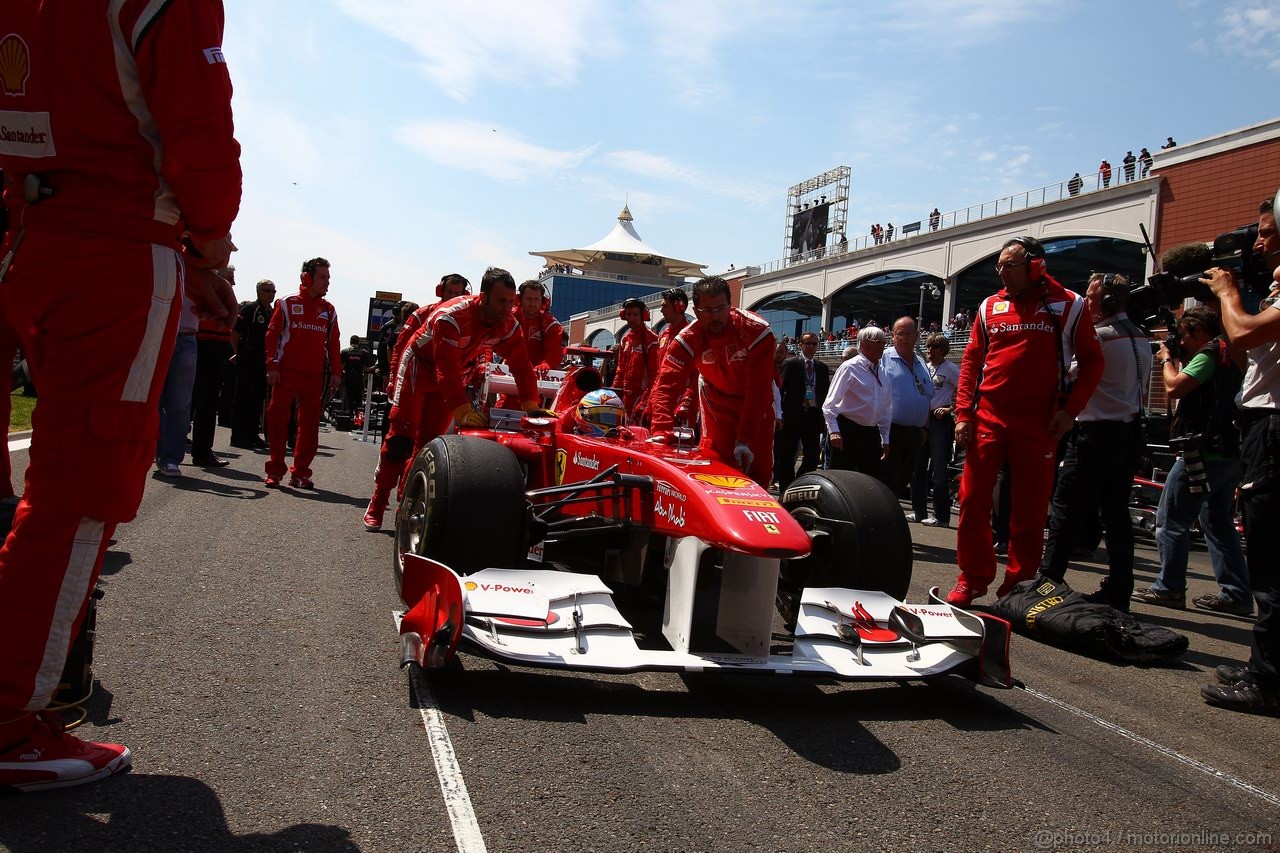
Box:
[1130,221,1275,328]
[1198,193,1280,716]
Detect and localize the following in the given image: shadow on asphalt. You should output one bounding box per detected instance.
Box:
[151,471,266,501]
[278,488,368,509]
[100,550,133,577]
[0,775,359,853]
[416,662,1045,775]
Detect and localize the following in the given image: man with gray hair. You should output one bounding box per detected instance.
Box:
[821,326,892,483]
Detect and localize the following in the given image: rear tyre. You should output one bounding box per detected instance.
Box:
[777,470,913,624]
[394,435,529,598]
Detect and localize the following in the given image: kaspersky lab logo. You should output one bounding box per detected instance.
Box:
[1,35,31,97]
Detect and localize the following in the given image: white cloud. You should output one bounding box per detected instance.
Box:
[978,151,998,162]
[395,120,595,183]
[333,0,617,101]
[868,0,1066,50]
[603,149,775,207]
[1218,2,1280,72]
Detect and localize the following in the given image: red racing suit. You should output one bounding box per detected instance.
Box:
[615,325,659,419]
[953,274,1103,593]
[368,296,540,513]
[496,307,563,409]
[386,300,443,399]
[0,0,240,718]
[637,323,694,425]
[515,307,565,371]
[649,309,776,486]
[263,288,341,480]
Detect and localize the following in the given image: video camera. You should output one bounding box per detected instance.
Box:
[1127,223,1269,330]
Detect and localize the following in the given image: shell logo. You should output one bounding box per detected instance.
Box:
[691,473,752,489]
[464,581,478,591]
[1,34,31,97]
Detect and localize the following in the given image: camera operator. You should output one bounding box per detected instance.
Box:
[1199,195,1280,715]
[1132,307,1248,618]
[1041,273,1151,611]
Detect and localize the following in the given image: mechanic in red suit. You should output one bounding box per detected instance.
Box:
[363,274,469,530]
[263,258,341,489]
[636,287,694,426]
[946,237,1103,606]
[615,297,659,422]
[363,268,545,529]
[0,0,240,791]
[515,280,564,371]
[648,277,777,486]
[386,274,470,398]
[496,279,563,410]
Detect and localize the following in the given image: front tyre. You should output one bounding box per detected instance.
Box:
[777,470,913,623]
[394,435,529,600]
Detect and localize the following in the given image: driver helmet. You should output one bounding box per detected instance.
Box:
[575,389,626,436]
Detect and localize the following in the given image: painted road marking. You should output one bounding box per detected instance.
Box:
[9,436,31,452]
[1024,686,1280,809]
[393,612,488,853]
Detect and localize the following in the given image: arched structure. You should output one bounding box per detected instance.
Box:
[828,270,946,333]
[953,236,1146,314]
[749,291,823,340]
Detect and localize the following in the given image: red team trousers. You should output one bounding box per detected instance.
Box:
[0,233,181,713]
[265,369,326,480]
[955,407,1059,592]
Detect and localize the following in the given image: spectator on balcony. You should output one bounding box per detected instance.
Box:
[1139,147,1153,178]
[1162,136,1176,149]
[885,223,895,241]
[1068,173,1083,197]
[929,208,941,231]
[1099,159,1112,188]
[1122,151,1137,182]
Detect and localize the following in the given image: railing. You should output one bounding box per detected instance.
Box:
[539,266,680,290]
[751,169,1151,276]
[585,289,670,321]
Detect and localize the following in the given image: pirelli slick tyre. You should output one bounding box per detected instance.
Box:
[394,435,529,597]
[776,470,913,623]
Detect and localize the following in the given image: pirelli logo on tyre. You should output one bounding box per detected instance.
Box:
[781,484,820,504]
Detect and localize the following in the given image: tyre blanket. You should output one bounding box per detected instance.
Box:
[990,575,1188,663]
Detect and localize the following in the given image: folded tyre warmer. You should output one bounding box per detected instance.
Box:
[990,576,1188,663]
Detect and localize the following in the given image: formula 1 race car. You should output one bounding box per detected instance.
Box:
[393,355,1012,687]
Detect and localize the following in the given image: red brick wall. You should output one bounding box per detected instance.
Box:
[1155,138,1280,258]
[728,276,744,308]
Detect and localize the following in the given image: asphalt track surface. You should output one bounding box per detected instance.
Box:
[1,426,1278,853]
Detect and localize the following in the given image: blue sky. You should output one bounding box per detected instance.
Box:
[221,0,1280,336]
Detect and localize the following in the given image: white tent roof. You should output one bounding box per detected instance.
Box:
[529,205,706,277]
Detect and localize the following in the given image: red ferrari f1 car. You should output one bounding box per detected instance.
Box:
[393,354,1011,687]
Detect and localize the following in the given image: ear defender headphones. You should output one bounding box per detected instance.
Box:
[1096,273,1127,314]
[619,298,650,322]
[1011,236,1046,283]
[436,273,471,299]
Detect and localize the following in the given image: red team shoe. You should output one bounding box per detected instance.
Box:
[289,475,315,490]
[264,475,281,488]
[363,504,384,531]
[945,578,987,607]
[0,711,131,792]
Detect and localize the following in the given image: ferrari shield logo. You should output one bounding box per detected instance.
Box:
[554,449,567,485]
[763,524,779,534]
[692,473,752,489]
